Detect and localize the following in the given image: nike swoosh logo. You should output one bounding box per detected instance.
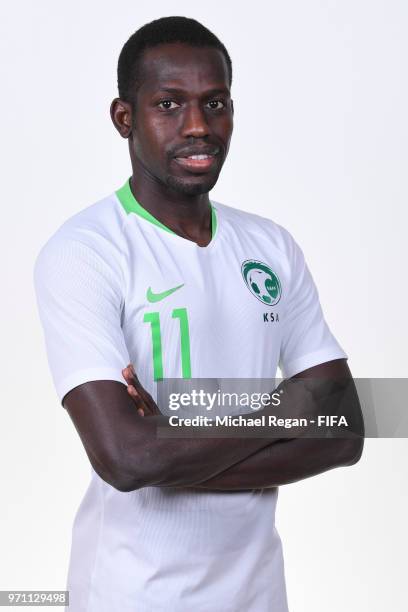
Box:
[146,284,184,303]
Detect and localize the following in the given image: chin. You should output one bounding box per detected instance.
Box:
[166,174,219,196]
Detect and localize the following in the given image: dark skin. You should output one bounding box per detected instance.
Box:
[110,43,234,246]
[120,360,364,491]
[64,42,364,492]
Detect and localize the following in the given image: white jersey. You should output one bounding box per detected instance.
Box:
[34,179,347,612]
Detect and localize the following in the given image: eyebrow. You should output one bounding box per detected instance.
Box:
[155,86,230,96]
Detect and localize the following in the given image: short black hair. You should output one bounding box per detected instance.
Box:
[117,16,232,103]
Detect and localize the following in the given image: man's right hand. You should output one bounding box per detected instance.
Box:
[122,364,161,417]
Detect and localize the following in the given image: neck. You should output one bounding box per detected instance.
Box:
[129,165,213,247]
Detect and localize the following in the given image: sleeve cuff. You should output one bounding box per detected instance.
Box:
[280,346,348,379]
[55,367,127,405]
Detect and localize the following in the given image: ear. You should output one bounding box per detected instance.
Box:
[110,98,133,138]
[231,99,234,116]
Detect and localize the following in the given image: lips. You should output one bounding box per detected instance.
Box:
[173,147,220,172]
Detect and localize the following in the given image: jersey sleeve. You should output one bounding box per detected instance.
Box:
[278,233,347,378]
[33,231,130,404]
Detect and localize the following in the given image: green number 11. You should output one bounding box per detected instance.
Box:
[143,308,192,380]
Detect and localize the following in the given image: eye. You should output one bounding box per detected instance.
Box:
[157,100,180,110]
[206,100,225,110]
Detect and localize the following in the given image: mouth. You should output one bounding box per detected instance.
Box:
[173,147,221,173]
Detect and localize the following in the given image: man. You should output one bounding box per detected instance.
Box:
[34,16,364,612]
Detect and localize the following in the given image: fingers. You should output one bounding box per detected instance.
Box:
[123,365,149,401]
[126,383,156,416]
[122,363,161,416]
[124,364,154,404]
[128,364,142,388]
[122,367,147,417]
[122,364,135,386]
[127,383,139,400]
[126,385,146,416]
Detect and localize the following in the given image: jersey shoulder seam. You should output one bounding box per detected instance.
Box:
[212,200,296,260]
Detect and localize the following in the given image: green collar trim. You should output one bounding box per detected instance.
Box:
[116,179,217,240]
[211,203,217,238]
[116,179,174,234]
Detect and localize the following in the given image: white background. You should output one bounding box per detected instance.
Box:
[1,1,407,610]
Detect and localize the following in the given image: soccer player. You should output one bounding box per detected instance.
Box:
[34,16,364,612]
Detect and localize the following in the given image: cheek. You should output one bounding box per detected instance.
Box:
[217,116,234,140]
[134,116,173,161]
[207,116,233,152]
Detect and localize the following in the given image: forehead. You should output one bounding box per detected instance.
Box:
[137,43,230,94]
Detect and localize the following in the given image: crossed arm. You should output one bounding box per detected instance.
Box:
[63,358,364,492]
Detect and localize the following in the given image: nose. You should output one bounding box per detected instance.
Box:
[180,102,209,138]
